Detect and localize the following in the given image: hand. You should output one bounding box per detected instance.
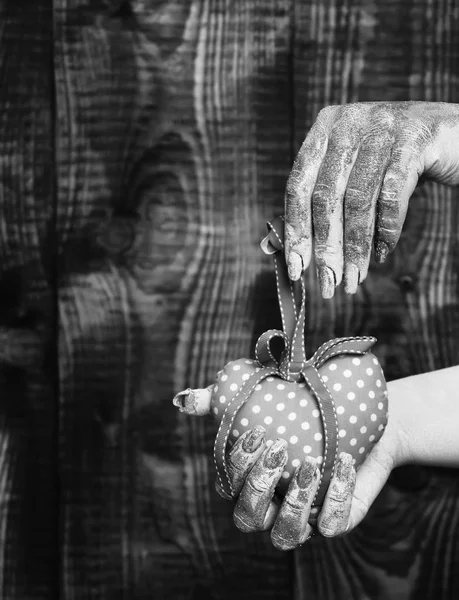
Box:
[224,408,406,550]
[175,371,459,550]
[284,101,459,297]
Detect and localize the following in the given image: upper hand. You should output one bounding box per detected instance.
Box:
[284,101,459,296]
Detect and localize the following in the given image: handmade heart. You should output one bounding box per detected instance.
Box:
[175,215,389,508]
[211,349,388,499]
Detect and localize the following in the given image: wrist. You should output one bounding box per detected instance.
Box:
[423,103,459,185]
[385,377,418,467]
[386,366,459,468]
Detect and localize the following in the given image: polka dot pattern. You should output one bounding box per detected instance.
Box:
[212,352,388,495]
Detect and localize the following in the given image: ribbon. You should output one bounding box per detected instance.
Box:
[214,216,377,506]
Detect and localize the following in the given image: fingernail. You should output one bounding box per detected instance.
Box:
[344,263,359,294]
[264,439,288,469]
[335,452,354,481]
[172,388,195,413]
[172,388,212,416]
[296,457,319,489]
[287,251,302,281]
[317,266,336,299]
[242,425,266,452]
[375,240,389,263]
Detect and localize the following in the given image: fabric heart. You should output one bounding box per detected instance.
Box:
[211,350,388,498]
[209,216,389,508]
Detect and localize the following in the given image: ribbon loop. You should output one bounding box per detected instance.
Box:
[260,216,285,254]
[308,336,376,370]
[255,329,289,369]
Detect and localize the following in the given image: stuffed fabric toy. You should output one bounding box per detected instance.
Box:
[174,217,388,508]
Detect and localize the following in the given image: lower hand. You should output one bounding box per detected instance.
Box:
[223,407,406,550]
[284,101,459,297]
[174,379,412,549]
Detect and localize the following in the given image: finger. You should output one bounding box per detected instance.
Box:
[284,108,333,280]
[346,438,394,532]
[374,146,421,262]
[343,129,393,293]
[233,438,288,533]
[317,452,355,537]
[225,426,267,496]
[270,456,320,551]
[172,385,214,416]
[312,127,359,298]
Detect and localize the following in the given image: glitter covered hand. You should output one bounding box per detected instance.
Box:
[173,380,406,550]
[284,102,459,296]
[173,365,459,550]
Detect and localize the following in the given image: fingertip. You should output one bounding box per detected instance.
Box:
[374,239,390,263]
[344,263,359,294]
[317,265,336,299]
[172,387,212,416]
[334,452,356,486]
[241,425,266,453]
[287,250,303,281]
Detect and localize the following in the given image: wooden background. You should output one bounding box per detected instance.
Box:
[0,0,458,598]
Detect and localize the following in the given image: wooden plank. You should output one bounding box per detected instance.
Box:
[54,0,459,598]
[293,1,459,598]
[55,1,295,597]
[0,1,57,599]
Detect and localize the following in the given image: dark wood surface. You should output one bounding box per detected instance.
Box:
[0,0,458,598]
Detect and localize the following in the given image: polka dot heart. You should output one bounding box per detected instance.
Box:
[211,353,388,496]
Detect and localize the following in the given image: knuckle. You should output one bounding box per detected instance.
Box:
[312,184,332,209]
[376,224,400,251]
[233,511,257,533]
[327,488,351,504]
[372,106,396,129]
[317,104,338,122]
[345,187,371,211]
[336,103,367,126]
[282,496,309,515]
[326,136,356,157]
[314,243,341,264]
[227,463,247,487]
[378,186,400,207]
[404,118,434,146]
[391,145,415,165]
[246,474,271,495]
[285,173,303,200]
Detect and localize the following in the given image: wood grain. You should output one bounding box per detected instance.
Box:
[55,1,294,597]
[0,0,457,598]
[0,1,57,599]
[293,1,459,598]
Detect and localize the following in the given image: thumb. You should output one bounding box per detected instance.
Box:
[173,385,214,416]
[347,437,395,532]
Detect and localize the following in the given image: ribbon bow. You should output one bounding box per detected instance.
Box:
[214,217,376,506]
